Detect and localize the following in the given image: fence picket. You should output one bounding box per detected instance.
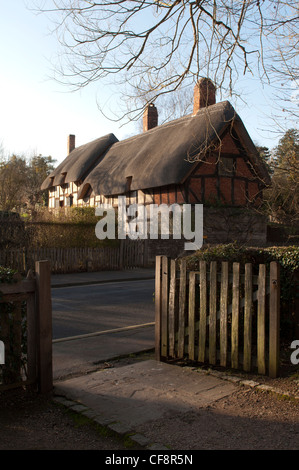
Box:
[220,262,229,367]
[198,261,207,363]
[168,259,177,358]
[26,290,36,383]
[231,262,240,370]
[12,301,22,381]
[161,256,169,358]
[155,256,162,361]
[257,264,266,375]
[269,262,280,378]
[156,257,280,378]
[178,259,186,358]
[0,241,147,274]
[209,261,217,365]
[244,263,253,372]
[188,271,196,361]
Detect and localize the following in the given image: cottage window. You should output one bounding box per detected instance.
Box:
[218,157,235,176]
[66,195,73,207]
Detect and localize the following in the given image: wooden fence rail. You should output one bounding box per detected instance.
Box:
[0,240,148,274]
[155,256,281,378]
[0,260,52,393]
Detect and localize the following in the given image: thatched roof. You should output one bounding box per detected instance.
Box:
[78,101,270,198]
[41,133,118,190]
[41,100,271,196]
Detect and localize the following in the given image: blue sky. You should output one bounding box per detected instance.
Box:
[0,1,296,165]
[0,0,137,164]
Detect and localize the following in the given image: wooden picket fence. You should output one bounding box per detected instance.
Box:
[0,239,149,274]
[0,261,52,393]
[155,256,280,378]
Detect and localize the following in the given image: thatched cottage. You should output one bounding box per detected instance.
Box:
[41,78,270,211]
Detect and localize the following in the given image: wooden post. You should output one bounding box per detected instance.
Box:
[35,260,53,394]
[243,263,253,372]
[168,259,177,358]
[26,270,37,384]
[155,256,162,361]
[269,261,280,378]
[178,259,186,358]
[220,262,229,367]
[231,262,240,370]
[12,301,22,382]
[161,256,169,358]
[188,271,196,361]
[257,264,266,375]
[209,261,217,365]
[198,261,207,363]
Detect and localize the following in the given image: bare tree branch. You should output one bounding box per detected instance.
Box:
[34,0,298,125]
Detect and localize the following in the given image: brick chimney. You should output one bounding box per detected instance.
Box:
[143,103,158,132]
[193,78,216,114]
[67,134,76,155]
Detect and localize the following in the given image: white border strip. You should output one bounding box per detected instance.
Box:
[53,322,155,344]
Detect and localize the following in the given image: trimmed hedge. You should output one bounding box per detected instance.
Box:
[0,207,118,249]
[184,243,299,340]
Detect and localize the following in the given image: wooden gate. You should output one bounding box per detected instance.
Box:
[0,260,53,393]
[155,256,280,378]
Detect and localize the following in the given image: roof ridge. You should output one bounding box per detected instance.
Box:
[114,100,234,147]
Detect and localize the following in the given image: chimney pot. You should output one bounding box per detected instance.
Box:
[143,103,158,132]
[193,78,216,114]
[68,134,76,155]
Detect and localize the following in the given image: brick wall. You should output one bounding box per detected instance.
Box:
[145,208,268,263]
[203,208,267,245]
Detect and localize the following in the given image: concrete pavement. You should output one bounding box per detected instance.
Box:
[54,359,238,450]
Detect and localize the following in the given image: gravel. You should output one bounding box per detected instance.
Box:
[0,388,129,450]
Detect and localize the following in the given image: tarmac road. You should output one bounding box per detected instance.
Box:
[51,270,156,380]
[52,278,155,340]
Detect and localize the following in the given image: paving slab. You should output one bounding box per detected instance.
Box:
[54,359,237,432]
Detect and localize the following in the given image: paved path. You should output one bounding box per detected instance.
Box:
[54,359,237,449]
